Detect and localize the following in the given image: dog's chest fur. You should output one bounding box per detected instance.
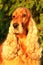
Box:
[17,34,27,54]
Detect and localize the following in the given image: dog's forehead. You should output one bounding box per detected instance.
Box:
[12,7,31,24]
[12,8,28,16]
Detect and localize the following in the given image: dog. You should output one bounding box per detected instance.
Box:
[0,7,42,65]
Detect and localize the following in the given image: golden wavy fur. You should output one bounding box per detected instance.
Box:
[0,7,42,65]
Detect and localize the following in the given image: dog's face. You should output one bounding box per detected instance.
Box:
[12,7,31,36]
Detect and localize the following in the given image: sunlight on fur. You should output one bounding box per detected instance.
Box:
[0,7,42,65]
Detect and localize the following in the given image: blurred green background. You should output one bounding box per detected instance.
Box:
[0,0,43,65]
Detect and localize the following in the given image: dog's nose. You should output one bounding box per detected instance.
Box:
[13,23,19,28]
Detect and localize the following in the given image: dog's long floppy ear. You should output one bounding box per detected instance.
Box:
[8,21,15,34]
[26,8,31,18]
[24,8,32,22]
[26,17,42,59]
[27,17,38,42]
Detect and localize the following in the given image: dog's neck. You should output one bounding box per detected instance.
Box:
[16,34,26,46]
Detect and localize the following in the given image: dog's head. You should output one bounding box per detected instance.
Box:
[12,7,31,36]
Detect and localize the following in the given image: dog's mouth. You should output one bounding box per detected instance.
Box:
[13,22,28,38]
[14,28,28,38]
[15,33,23,37]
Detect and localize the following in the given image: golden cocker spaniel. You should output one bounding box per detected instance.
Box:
[0,7,42,65]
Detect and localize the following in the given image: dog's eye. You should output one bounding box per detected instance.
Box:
[22,14,26,17]
[12,16,15,19]
[13,23,19,28]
